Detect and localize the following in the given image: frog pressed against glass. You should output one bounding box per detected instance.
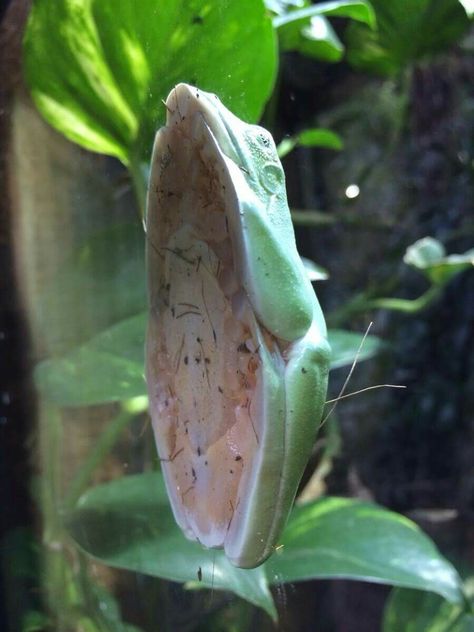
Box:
[146,84,330,569]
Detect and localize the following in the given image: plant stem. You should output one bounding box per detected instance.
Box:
[365,285,443,313]
[291,209,396,230]
[63,403,141,510]
[329,284,443,325]
[39,403,73,629]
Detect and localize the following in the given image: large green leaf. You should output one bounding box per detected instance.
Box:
[68,473,464,620]
[266,498,464,603]
[68,472,277,621]
[346,0,472,75]
[23,0,277,165]
[34,311,382,406]
[383,586,474,632]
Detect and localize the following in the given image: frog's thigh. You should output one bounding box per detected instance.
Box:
[268,332,331,547]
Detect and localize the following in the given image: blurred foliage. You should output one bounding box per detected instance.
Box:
[383,584,474,632]
[277,126,343,157]
[269,0,375,61]
[404,237,474,286]
[300,256,330,281]
[351,238,474,314]
[346,0,472,75]
[36,222,146,354]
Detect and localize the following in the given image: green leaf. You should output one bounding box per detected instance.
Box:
[297,16,345,61]
[278,127,343,157]
[404,237,447,268]
[68,474,464,620]
[277,137,298,158]
[22,611,51,632]
[23,0,277,165]
[274,1,375,61]
[267,499,464,604]
[298,127,344,149]
[404,237,474,286]
[346,0,471,75]
[265,0,306,16]
[383,586,474,632]
[327,329,384,369]
[276,12,345,62]
[301,257,330,281]
[68,472,277,621]
[34,313,147,406]
[274,0,376,29]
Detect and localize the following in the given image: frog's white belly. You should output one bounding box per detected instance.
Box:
[148,222,265,547]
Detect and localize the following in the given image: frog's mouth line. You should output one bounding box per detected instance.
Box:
[170,83,250,178]
[146,83,287,568]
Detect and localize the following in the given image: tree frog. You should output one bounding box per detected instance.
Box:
[146,84,330,569]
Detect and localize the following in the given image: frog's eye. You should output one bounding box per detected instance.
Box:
[260,163,284,194]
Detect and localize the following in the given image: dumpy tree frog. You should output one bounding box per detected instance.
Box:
[146,84,330,569]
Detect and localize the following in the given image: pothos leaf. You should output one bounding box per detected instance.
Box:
[278,127,343,157]
[23,0,277,166]
[68,472,278,621]
[274,0,376,61]
[68,472,464,620]
[346,0,471,75]
[267,498,464,603]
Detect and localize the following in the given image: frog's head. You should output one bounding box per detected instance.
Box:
[166,83,284,204]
